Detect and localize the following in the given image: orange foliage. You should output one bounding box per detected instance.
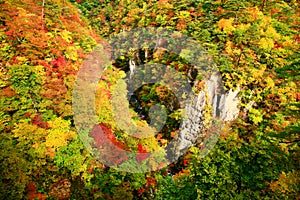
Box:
[27,182,47,200]
[1,86,16,97]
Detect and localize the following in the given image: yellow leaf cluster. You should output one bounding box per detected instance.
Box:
[237,23,251,31]
[65,46,79,61]
[225,41,234,55]
[45,118,76,156]
[264,77,275,89]
[264,26,280,40]
[218,18,235,34]
[61,30,73,43]
[178,11,190,19]
[258,38,274,50]
[13,121,46,141]
[141,136,161,151]
[275,81,298,104]
[16,56,28,62]
[12,121,48,158]
[281,36,293,48]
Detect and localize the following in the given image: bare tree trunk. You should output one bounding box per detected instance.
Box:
[261,0,267,12]
[41,0,45,29]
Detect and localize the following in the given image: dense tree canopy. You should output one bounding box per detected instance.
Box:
[0,0,299,199]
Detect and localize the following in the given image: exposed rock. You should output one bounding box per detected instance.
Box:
[177,90,207,153]
[173,73,240,159]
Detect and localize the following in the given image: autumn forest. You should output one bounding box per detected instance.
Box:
[0,0,299,199]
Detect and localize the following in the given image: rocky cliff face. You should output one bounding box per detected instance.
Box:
[206,74,240,121]
[173,73,240,159]
[123,34,241,161]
